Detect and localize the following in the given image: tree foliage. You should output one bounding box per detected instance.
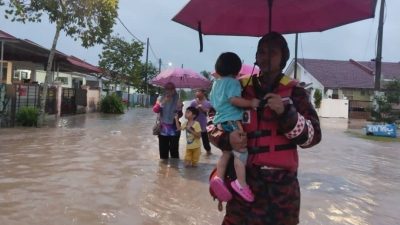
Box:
[3,0,119,47]
[200,70,212,80]
[384,79,400,105]
[141,62,159,94]
[98,35,161,95]
[372,80,400,123]
[2,0,119,126]
[99,35,144,84]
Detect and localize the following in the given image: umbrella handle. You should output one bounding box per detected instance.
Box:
[268,0,273,33]
[198,22,203,52]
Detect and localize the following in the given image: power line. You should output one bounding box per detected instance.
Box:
[117,17,144,44]
[116,17,164,70]
[149,43,159,62]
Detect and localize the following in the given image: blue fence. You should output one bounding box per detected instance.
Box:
[122,93,157,107]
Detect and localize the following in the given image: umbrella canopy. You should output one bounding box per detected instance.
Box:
[212,64,260,78]
[151,68,211,89]
[172,0,377,36]
[239,64,260,77]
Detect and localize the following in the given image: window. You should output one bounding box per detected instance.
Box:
[55,77,68,85]
[13,70,31,81]
[20,71,28,80]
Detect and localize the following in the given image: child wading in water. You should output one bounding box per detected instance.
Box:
[175,106,202,167]
[209,52,259,202]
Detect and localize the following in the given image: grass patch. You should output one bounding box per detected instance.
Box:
[345,130,400,142]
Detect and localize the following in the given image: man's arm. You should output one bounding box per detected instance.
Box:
[277,87,321,148]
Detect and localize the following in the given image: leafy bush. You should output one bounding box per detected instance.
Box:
[372,95,396,123]
[100,94,125,114]
[313,89,322,109]
[16,106,39,127]
[371,80,400,123]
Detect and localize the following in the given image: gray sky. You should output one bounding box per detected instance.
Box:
[1,0,399,73]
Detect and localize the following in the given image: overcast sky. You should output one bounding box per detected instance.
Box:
[1,0,399,73]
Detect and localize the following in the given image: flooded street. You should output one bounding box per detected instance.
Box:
[0,109,399,225]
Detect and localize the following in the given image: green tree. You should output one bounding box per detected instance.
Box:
[99,35,144,88]
[200,70,212,80]
[313,89,322,109]
[372,80,400,123]
[140,62,158,95]
[2,0,119,126]
[385,80,400,105]
[179,89,188,101]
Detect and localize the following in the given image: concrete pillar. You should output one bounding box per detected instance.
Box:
[56,84,62,117]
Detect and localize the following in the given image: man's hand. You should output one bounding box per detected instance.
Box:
[264,93,284,115]
[250,98,260,109]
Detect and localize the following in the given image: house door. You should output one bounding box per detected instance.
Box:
[61,88,76,115]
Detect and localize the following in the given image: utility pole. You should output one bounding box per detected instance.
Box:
[375,0,385,90]
[127,84,130,110]
[145,38,149,106]
[157,58,162,96]
[294,33,298,79]
[158,58,162,73]
[0,40,4,83]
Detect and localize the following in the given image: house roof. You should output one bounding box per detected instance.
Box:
[64,56,102,74]
[296,58,400,89]
[1,29,101,74]
[0,30,17,40]
[359,61,400,80]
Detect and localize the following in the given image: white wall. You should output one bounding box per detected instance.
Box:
[36,71,87,88]
[287,63,325,107]
[319,99,349,118]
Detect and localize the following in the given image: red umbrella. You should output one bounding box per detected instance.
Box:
[173,0,377,36]
[173,0,377,78]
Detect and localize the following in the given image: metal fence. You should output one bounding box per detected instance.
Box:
[122,92,153,107]
[349,100,372,119]
[0,84,58,127]
[0,83,10,127]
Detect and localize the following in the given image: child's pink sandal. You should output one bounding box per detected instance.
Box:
[231,179,254,202]
[210,176,232,202]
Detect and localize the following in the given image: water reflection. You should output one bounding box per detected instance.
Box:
[0,111,399,225]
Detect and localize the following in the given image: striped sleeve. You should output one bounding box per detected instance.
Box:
[278,87,321,148]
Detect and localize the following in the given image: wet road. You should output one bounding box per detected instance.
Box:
[0,109,399,225]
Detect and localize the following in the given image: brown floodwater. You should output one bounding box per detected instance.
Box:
[0,110,399,225]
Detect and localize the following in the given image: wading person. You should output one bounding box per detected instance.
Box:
[152,82,183,160]
[222,32,321,225]
[190,89,212,154]
[175,106,202,167]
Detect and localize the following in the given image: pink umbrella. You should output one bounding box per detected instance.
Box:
[239,64,260,77]
[173,0,377,36]
[151,68,211,89]
[212,64,260,79]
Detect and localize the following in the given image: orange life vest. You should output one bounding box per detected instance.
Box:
[241,75,299,171]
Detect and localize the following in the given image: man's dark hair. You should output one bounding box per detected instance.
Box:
[186,106,199,119]
[215,52,242,77]
[257,32,290,70]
